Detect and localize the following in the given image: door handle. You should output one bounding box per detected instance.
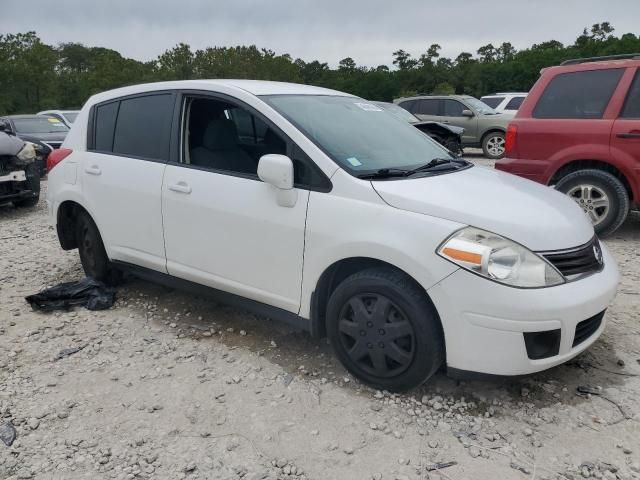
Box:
[617,132,640,139]
[84,165,101,176]
[168,182,192,194]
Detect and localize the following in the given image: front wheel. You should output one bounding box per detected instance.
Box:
[555,169,629,237]
[326,268,444,392]
[482,132,506,159]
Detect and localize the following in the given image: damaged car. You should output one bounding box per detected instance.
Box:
[0,126,41,208]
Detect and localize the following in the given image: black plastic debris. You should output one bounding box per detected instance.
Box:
[0,422,16,447]
[25,277,116,312]
[55,344,87,361]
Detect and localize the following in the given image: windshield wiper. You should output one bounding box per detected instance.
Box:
[357,158,469,180]
[403,157,468,176]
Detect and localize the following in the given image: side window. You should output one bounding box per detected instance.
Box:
[184,97,283,176]
[397,100,416,112]
[481,97,504,109]
[621,71,640,118]
[112,94,175,160]
[182,96,330,191]
[94,102,119,152]
[505,96,525,110]
[442,99,466,117]
[414,99,440,115]
[533,69,624,119]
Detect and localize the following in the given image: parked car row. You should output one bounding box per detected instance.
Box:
[394,94,514,160]
[0,110,78,177]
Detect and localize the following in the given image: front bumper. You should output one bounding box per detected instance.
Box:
[427,243,619,376]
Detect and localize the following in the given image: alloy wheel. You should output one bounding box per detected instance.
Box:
[337,294,416,378]
[566,184,610,226]
[486,136,505,157]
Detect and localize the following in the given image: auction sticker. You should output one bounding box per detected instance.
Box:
[354,102,383,112]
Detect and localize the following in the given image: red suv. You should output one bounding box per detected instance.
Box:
[496,54,640,236]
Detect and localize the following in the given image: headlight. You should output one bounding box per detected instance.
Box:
[16,143,36,162]
[437,227,564,288]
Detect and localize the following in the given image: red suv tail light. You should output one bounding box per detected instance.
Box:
[505,124,518,157]
[47,148,73,172]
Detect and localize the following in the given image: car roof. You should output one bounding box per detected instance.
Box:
[89,80,353,105]
[543,57,640,75]
[396,94,473,102]
[38,110,79,115]
[483,92,528,96]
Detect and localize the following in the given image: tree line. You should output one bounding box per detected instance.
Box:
[1,22,639,115]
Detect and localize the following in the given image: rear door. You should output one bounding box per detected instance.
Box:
[411,98,440,122]
[441,99,478,144]
[611,67,640,197]
[82,92,175,272]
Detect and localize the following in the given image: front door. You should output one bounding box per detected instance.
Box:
[161,94,309,313]
[611,68,640,195]
[440,99,478,144]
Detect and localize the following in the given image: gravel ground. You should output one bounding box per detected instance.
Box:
[1,164,639,480]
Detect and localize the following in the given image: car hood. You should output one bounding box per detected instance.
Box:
[371,165,594,251]
[0,132,25,156]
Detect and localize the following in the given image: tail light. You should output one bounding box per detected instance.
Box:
[47,148,73,172]
[504,124,518,157]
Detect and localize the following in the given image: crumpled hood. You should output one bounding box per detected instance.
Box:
[372,165,595,251]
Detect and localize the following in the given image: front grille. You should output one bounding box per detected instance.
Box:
[573,310,605,347]
[541,237,603,277]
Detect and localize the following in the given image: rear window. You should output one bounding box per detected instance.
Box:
[112,94,175,160]
[533,69,624,119]
[505,97,525,110]
[481,97,504,108]
[13,117,69,134]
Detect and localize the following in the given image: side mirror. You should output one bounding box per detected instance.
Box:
[461,109,474,117]
[258,154,297,207]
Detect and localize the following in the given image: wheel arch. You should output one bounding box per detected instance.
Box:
[56,200,93,250]
[309,257,441,339]
[480,128,506,145]
[549,159,635,202]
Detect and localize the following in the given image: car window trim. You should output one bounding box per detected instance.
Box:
[620,68,640,119]
[173,89,332,193]
[87,91,177,164]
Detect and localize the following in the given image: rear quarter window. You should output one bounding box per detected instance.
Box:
[533,69,624,119]
[94,102,119,152]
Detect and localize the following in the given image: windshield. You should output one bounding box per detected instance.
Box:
[63,112,79,123]
[373,102,419,123]
[261,95,452,174]
[13,117,69,134]
[465,97,497,115]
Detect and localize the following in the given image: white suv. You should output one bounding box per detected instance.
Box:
[480,92,528,113]
[47,80,618,391]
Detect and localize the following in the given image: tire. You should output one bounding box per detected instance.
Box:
[13,163,41,208]
[75,211,120,284]
[555,169,629,237]
[326,267,445,392]
[482,131,506,159]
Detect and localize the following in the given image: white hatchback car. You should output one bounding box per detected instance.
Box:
[47,80,619,391]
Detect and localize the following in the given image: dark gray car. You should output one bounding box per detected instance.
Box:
[394,95,514,159]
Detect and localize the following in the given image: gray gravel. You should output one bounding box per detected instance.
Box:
[1,172,639,479]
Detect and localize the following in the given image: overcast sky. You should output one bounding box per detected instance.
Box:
[2,0,639,67]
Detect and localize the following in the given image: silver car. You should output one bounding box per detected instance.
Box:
[394,95,514,159]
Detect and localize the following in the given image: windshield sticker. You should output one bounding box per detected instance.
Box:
[354,102,383,112]
[346,157,362,167]
[47,118,61,123]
